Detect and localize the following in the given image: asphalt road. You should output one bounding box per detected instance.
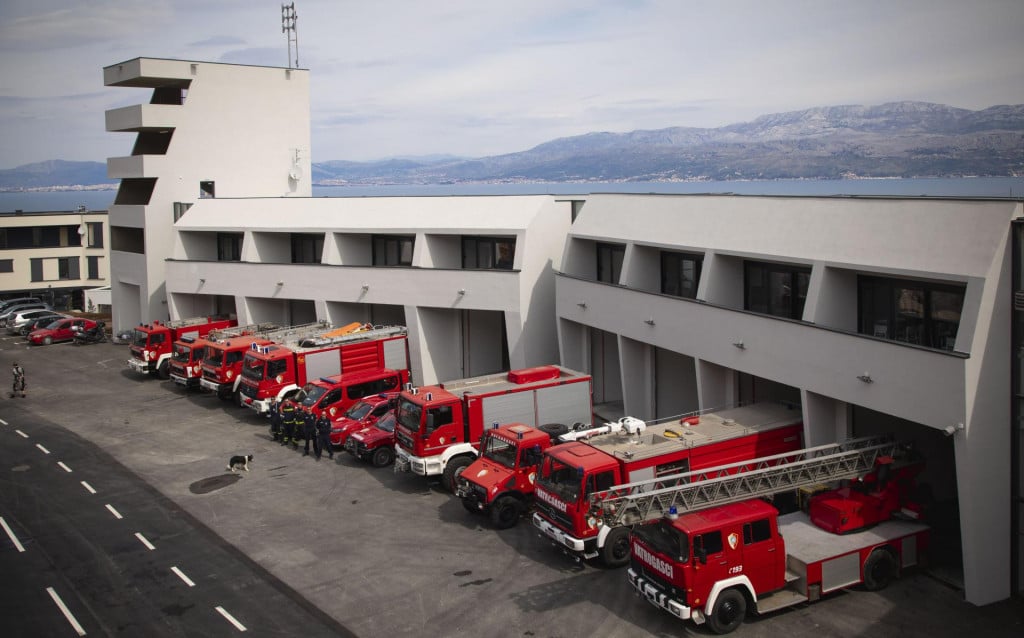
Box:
[1,335,1022,638]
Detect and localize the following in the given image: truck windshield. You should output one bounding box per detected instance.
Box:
[172,344,191,362]
[482,434,517,469]
[132,329,149,347]
[241,354,265,380]
[296,384,328,407]
[205,347,225,366]
[536,456,582,503]
[396,398,422,433]
[632,519,689,563]
[374,413,396,433]
[345,401,373,420]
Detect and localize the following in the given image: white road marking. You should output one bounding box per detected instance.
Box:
[36,443,50,454]
[58,462,73,473]
[80,481,96,494]
[0,417,7,425]
[134,532,155,551]
[104,504,123,520]
[170,566,195,587]
[215,606,247,632]
[0,516,26,553]
[47,587,87,636]
[16,430,28,438]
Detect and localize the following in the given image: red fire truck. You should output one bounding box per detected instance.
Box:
[168,335,212,390]
[198,322,288,402]
[531,402,805,567]
[238,323,409,415]
[622,436,928,634]
[393,365,593,492]
[126,316,237,378]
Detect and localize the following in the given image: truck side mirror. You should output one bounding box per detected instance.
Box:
[694,539,707,565]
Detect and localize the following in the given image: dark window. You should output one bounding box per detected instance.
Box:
[86,222,103,248]
[30,258,42,281]
[743,518,772,544]
[58,257,79,280]
[745,261,810,319]
[462,236,516,270]
[597,242,625,284]
[858,276,965,351]
[0,259,12,273]
[200,181,215,199]
[267,359,288,377]
[426,406,453,434]
[290,233,323,264]
[217,233,243,261]
[372,235,414,266]
[585,471,616,497]
[173,202,193,222]
[661,251,703,299]
[321,389,342,406]
[695,531,723,556]
[87,256,100,280]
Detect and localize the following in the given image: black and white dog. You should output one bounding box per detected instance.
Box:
[227,454,254,472]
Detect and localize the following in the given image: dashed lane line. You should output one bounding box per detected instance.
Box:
[0,417,7,425]
[215,606,247,632]
[134,532,156,551]
[170,566,196,588]
[0,516,26,553]
[58,461,73,473]
[46,587,87,636]
[80,481,96,494]
[36,443,50,455]
[15,430,28,438]
[104,504,123,520]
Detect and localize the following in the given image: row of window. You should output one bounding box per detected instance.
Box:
[214,233,517,269]
[0,256,104,281]
[594,243,965,352]
[0,223,104,250]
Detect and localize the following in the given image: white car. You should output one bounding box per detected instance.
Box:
[7,309,63,335]
[0,302,52,326]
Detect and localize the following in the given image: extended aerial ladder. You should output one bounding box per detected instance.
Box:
[591,434,908,527]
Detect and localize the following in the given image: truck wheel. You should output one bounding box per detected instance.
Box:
[538,422,569,441]
[863,548,898,591]
[157,360,170,380]
[490,496,522,529]
[372,446,395,468]
[442,456,473,493]
[707,588,747,635]
[600,526,631,568]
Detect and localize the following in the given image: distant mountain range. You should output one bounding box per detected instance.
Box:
[3,102,1022,190]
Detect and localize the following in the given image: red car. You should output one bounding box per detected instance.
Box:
[329,393,395,448]
[345,411,398,467]
[29,317,97,345]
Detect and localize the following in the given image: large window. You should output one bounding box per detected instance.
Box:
[86,222,104,248]
[597,242,625,284]
[462,236,515,270]
[217,233,243,262]
[58,257,80,280]
[661,251,702,299]
[0,259,12,273]
[290,233,323,264]
[858,276,965,351]
[745,261,810,320]
[373,235,414,266]
[87,256,101,280]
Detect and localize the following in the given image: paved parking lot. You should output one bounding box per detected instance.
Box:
[2,336,1023,637]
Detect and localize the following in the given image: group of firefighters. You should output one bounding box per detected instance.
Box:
[267,396,334,461]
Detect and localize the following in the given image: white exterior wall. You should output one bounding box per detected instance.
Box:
[557,193,1022,606]
[104,58,311,333]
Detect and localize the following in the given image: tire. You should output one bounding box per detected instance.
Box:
[600,526,631,568]
[489,495,522,529]
[43,336,52,346]
[863,548,898,591]
[157,360,170,380]
[442,456,473,493]
[538,422,570,441]
[707,588,747,635]
[371,446,395,468]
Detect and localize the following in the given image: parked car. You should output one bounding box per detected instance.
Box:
[7,309,63,335]
[0,297,42,315]
[328,393,396,448]
[20,314,67,337]
[28,317,97,345]
[0,302,51,325]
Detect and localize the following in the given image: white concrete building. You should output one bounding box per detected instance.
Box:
[103,58,311,333]
[165,195,577,385]
[0,208,110,309]
[556,193,1023,606]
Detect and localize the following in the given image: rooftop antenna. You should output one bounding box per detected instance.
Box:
[281,3,299,69]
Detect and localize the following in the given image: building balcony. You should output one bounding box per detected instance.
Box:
[165,260,522,311]
[107,205,146,229]
[105,104,180,133]
[107,155,170,180]
[557,273,967,429]
[104,58,193,88]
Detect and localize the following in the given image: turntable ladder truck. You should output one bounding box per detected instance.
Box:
[616,436,929,634]
[199,322,313,400]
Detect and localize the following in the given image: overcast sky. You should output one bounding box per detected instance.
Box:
[1,0,1022,169]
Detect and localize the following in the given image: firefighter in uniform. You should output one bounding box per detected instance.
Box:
[315,411,333,460]
[268,396,282,441]
[302,408,317,456]
[280,399,296,446]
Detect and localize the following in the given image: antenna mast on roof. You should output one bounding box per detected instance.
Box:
[281,3,299,69]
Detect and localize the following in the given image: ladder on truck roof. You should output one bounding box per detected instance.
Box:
[591,434,903,527]
[207,322,283,341]
[162,316,229,329]
[296,324,407,349]
[252,320,334,346]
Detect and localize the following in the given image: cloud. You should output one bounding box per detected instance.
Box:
[190,35,247,48]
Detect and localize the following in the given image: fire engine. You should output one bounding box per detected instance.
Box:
[531,402,804,567]
[167,335,211,389]
[238,323,409,415]
[619,435,928,634]
[197,322,288,402]
[393,365,593,492]
[126,316,237,378]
